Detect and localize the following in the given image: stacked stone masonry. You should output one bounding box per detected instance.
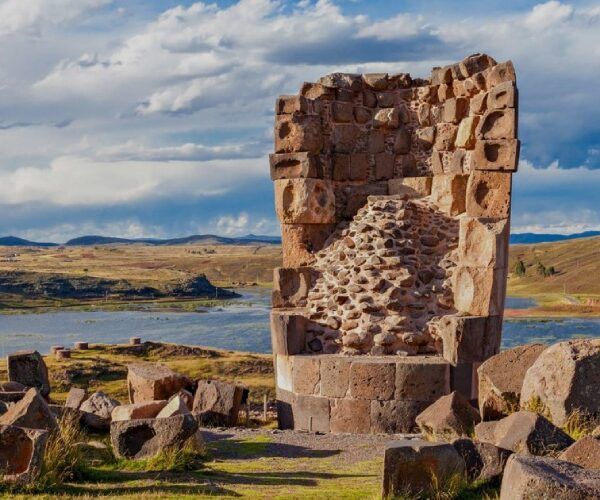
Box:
[270,53,518,434]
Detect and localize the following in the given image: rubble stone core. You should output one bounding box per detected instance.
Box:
[270,53,518,434]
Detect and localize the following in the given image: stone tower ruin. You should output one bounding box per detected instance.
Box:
[270,53,518,434]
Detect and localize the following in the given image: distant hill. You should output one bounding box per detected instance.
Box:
[510,231,600,245]
[64,234,282,246]
[0,236,57,247]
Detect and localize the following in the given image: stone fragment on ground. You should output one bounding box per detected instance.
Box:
[0,424,48,484]
[111,400,167,422]
[110,414,199,459]
[382,438,466,497]
[500,454,600,499]
[452,438,511,481]
[157,395,190,418]
[127,363,193,403]
[416,391,480,440]
[0,388,57,431]
[474,410,573,455]
[169,389,194,411]
[7,350,51,398]
[520,339,600,426]
[65,387,88,410]
[80,391,121,431]
[477,343,545,420]
[193,380,245,427]
[559,436,600,470]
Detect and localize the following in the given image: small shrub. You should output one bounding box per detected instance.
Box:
[563,409,600,441]
[514,260,526,277]
[522,396,550,418]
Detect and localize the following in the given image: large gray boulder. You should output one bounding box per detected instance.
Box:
[474,410,573,455]
[80,391,121,431]
[0,425,48,484]
[0,388,56,431]
[193,380,245,427]
[452,438,512,481]
[477,343,545,420]
[110,414,199,459]
[382,439,466,497]
[500,454,600,499]
[559,436,600,471]
[127,363,193,403]
[520,339,600,426]
[65,387,88,410]
[7,350,51,398]
[416,391,480,440]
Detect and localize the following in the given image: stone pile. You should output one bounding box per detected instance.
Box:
[270,53,517,433]
[382,338,600,498]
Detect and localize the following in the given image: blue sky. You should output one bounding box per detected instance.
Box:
[0,0,599,242]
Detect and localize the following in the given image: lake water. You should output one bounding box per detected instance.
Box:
[0,290,598,356]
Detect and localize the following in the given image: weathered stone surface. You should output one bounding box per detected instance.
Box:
[475,411,573,455]
[455,116,479,149]
[0,391,26,404]
[320,357,350,398]
[0,382,26,392]
[434,123,458,151]
[7,350,50,397]
[281,223,336,267]
[331,101,353,122]
[349,153,369,181]
[349,360,395,400]
[169,389,194,411]
[292,394,330,432]
[473,139,519,172]
[334,182,388,220]
[65,387,88,410]
[292,355,320,395]
[453,438,511,481]
[500,454,600,500]
[373,108,400,129]
[458,216,509,269]
[157,395,190,418]
[395,358,451,401]
[394,127,412,153]
[476,108,516,140]
[193,380,244,426]
[274,178,336,224]
[487,81,517,110]
[269,152,322,180]
[520,339,600,426]
[0,425,48,484]
[272,267,313,309]
[275,114,323,154]
[0,388,56,431]
[111,400,167,422]
[443,98,469,124]
[486,61,516,88]
[559,436,600,470]
[466,170,511,218]
[453,266,506,316]
[416,391,481,440]
[382,439,466,497]
[370,400,430,433]
[111,414,199,460]
[459,53,497,77]
[270,310,307,355]
[127,363,192,404]
[430,173,468,215]
[276,95,309,115]
[478,344,546,420]
[80,391,121,431]
[362,73,388,90]
[332,123,361,152]
[388,177,432,198]
[374,152,395,180]
[434,315,502,365]
[330,398,370,434]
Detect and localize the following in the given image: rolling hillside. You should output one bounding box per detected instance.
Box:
[508,235,600,298]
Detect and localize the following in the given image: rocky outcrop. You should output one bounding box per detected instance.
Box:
[477,344,545,420]
[520,339,600,426]
[500,454,600,500]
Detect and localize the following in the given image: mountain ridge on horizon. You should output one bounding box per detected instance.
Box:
[1,231,599,248]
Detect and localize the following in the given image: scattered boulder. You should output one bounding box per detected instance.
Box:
[127,363,193,403]
[559,436,600,470]
[157,395,190,418]
[65,387,88,410]
[416,391,480,440]
[382,438,466,497]
[520,339,600,426]
[193,380,245,427]
[452,438,511,481]
[110,414,199,459]
[477,343,545,420]
[7,350,51,398]
[500,454,600,499]
[0,388,57,431]
[169,389,194,411]
[111,400,167,422]
[474,410,573,455]
[0,425,48,484]
[80,391,120,431]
